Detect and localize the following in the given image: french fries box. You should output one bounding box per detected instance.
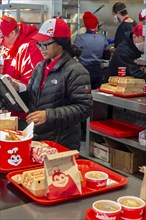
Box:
[0,131,32,169]
[44,150,82,200]
[0,112,18,130]
[0,117,18,130]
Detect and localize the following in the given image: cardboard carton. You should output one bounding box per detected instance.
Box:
[105,138,146,174]
[92,141,110,162]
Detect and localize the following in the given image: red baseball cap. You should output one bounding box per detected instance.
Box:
[0,15,17,38]
[132,23,144,37]
[139,9,146,21]
[83,11,98,30]
[32,18,71,42]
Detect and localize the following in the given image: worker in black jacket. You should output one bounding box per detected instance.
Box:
[12,18,92,151]
[112,2,137,48]
[104,23,146,82]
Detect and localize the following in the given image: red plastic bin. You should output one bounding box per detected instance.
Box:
[90,120,143,138]
[0,140,72,172]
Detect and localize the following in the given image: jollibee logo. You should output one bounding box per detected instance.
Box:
[8,147,18,154]
[96,213,116,220]
[47,27,54,36]
[7,147,22,166]
[96,182,106,187]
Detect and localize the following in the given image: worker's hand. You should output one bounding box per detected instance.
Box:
[26,110,47,126]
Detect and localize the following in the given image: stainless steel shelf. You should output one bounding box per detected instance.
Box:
[1,4,48,10]
[63,0,78,7]
[1,3,48,26]
[90,129,146,151]
[92,90,146,114]
[86,89,146,175]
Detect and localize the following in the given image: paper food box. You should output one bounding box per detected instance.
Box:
[92,141,110,162]
[31,141,58,164]
[44,150,82,200]
[0,112,18,130]
[105,138,146,174]
[21,168,46,197]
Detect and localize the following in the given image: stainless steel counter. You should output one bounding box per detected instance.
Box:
[0,172,142,219]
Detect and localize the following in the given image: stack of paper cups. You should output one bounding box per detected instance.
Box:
[118,67,126,77]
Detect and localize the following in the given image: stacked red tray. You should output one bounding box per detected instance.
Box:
[90,120,143,138]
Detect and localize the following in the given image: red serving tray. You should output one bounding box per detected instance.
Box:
[97,88,146,98]
[85,207,146,220]
[6,159,128,205]
[0,141,70,173]
[90,120,143,138]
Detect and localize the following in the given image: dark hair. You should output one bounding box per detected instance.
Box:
[53,37,81,57]
[112,2,128,16]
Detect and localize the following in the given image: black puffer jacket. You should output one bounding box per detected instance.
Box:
[105,33,146,82]
[114,20,137,48]
[27,52,92,150]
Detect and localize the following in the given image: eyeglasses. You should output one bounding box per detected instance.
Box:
[36,41,55,50]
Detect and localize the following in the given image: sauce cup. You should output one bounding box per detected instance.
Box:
[85,171,108,190]
[93,199,121,220]
[117,196,145,219]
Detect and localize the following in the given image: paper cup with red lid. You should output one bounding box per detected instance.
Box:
[85,171,108,190]
[118,67,126,72]
[92,199,121,220]
[117,196,145,219]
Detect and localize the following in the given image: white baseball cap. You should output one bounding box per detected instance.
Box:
[32,18,71,42]
[139,8,146,21]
